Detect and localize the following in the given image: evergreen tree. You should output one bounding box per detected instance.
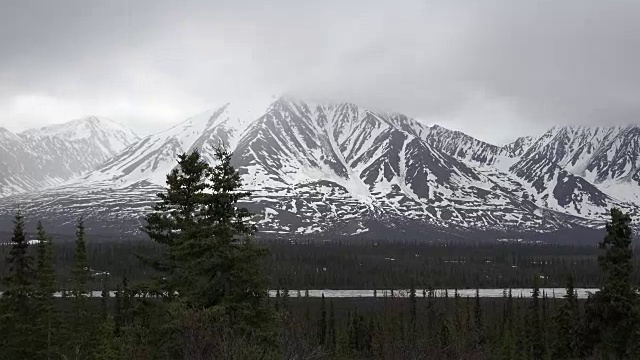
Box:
[439,317,452,358]
[318,293,327,345]
[328,299,336,353]
[409,280,417,341]
[120,276,132,329]
[2,211,33,303]
[71,217,90,298]
[553,275,579,359]
[101,275,110,319]
[95,316,122,360]
[113,284,123,336]
[514,300,530,360]
[142,148,276,352]
[33,221,57,359]
[474,288,485,350]
[365,316,374,355]
[529,277,545,360]
[584,208,638,358]
[65,217,97,360]
[498,319,517,360]
[0,211,36,359]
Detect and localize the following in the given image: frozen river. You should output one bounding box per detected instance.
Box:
[0,288,600,299]
[266,288,599,299]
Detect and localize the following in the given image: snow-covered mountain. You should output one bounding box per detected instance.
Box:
[82,104,256,187]
[0,97,638,240]
[22,116,138,154]
[0,116,139,197]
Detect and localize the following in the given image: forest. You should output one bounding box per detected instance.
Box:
[0,237,627,291]
[1,149,639,360]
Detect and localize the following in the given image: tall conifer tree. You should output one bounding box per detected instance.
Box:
[553,275,579,359]
[529,277,545,359]
[33,221,57,359]
[3,211,33,303]
[318,293,327,345]
[65,217,96,360]
[142,148,276,352]
[0,211,36,359]
[584,208,638,358]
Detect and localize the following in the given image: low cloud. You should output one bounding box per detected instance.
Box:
[1,0,638,144]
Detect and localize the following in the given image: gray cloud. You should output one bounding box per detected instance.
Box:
[0,0,638,144]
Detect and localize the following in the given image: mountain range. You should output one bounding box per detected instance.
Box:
[0,97,638,242]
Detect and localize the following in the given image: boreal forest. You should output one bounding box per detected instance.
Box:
[1,149,639,359]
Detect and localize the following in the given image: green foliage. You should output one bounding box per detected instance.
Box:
[3,211,33,302]
[141,148,277,356]
[0,211,36,359]
[552,275,580,359]
[473,288,485,350]
[318,293,327,345]
[33,221,58,359]
[2,195,640,359]
[328,299,336,353]
[34,221,56,299]
[584,208,639,359]
[529,276,545,359]
[72,217,90,297]
[59,217,100,360]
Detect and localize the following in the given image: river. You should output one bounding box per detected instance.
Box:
[0,288,599,299]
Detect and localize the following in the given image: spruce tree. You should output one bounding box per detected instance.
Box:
[33,221,57,359]
[65,217,96,360]
[552,275,579,359]
[328,299,336,353]
[318,293,327,345]
[474,288,485,350]
[530,277,545,360]
[3,211,33,304]
[119,275,132,328]
[0,211,36,359]
[409,280,417,342]
[95,316,121,360]
[113,284,123,336]
[101,275,110,319]
[72,217,90,298]
[498,289,516,360]
[142,148,276,351]
[584,208,638,358]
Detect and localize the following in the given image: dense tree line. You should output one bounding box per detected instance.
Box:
[263,240,611,290]
[269,209,639,359]
[1,148,639,359]
[1,237,626,291]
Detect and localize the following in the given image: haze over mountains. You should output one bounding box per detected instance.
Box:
[1,96,638,241]
[0,116,139,197]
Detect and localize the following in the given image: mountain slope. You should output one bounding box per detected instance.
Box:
[82,104,256,187]
[0,117,139,197]
[506,126,640,207]
[21,115,138,152]
[1,98,639,239]
[422,125,509,167]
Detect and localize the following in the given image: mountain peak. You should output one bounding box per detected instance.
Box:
[21,115,138,142]
[18,115,140,160]
[3,97,640,237]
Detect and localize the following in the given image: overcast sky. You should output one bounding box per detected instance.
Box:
[1,0,639,144]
